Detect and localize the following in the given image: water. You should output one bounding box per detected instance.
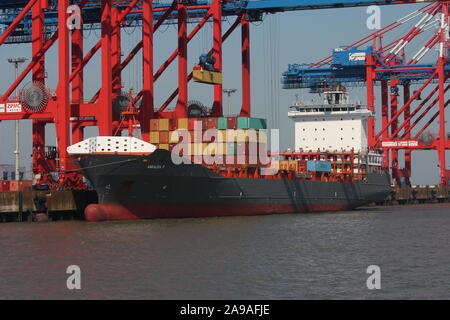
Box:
[0,203,449,300]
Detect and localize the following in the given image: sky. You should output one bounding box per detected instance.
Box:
[0,1,448,185]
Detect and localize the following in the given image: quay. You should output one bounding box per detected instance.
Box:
[0,190,97,222]
[385,185,450,205]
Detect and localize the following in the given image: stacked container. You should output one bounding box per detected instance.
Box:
[148,117,268,166]
[0,180,10,191]
[8,180,33,191]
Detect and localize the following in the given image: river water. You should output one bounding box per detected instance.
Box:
[0,203,449,300]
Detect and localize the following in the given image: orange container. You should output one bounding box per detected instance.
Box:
[159,131,170,144]
[9,180,19,191]
[150,119,159,131]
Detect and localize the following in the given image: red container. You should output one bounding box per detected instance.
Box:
[0,180,10,191]
[227,117,237,129]
[188,118,203,130]
[159,131,169,143]
[19,180,32,191]
[9,180,19,191]
[169,118,178,131]
[203,117,218,129]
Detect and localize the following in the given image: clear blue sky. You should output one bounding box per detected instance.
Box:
[0,2,448,184]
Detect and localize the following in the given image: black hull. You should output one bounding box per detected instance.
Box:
[72,149,391,221]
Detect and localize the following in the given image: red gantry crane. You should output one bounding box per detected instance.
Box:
[0,0,438,188]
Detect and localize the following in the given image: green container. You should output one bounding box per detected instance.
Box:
[237,117,250,129]
[249,118,267,130]
[237,117,267,130]
[218,117,228,130]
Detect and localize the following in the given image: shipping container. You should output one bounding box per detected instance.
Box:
[158,118,169,131]
[188,118,203,130]
[218,117,228,130]
[249,118,267,129]
[237,117,267,130]
[227,117,237,129]
[306,160,332,172]
[258,130,268,143]
[159,144,169,151]
[236,129,258,143]
[204,142,226,156]
[150,119,159,131]
[192,143,207,156]
[237,117,250,129]
[0,180,10,191]
[288,160,298,172]
[279,160,289,171]
[226,142,237,155]
[202,128,219,143]
[169,118,178,131]
[169,130,180,143]
[177,118,189,130]
[149,131,159,144]
[203,117,218,130]
[217,130,227,142]
[159,131,169,144]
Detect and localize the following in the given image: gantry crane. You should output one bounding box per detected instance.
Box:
[0,0,436,188]
[283,1,450,185]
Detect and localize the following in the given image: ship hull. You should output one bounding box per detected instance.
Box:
[72,149,391,221]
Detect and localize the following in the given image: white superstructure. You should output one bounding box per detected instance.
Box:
[288,88,372,152]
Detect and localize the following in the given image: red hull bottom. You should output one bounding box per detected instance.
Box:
[84,203,355,222]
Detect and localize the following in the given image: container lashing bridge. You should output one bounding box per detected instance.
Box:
[0,0,440,188]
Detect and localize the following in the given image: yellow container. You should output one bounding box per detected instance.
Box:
[192,69,222,85]
[158,118,169,131]
[225,129,237,143]
[258,130,268,143]
[217,143,226,155]
[178,118,189,130]
[279,160,289,171]
[169,130,180,143]
[204,142,226,156]
[216,130,227,142]
[149,131,160,144]
[159,144,169,150]
[288,160,298,172]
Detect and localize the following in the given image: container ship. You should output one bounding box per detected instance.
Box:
[68,88,390,221]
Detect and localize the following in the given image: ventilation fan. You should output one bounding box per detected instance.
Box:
[19,82,49,113]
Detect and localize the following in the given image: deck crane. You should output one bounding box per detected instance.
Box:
[0,0,437,188]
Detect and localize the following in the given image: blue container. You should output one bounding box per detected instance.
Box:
[332,47,370,67]
[306,160,332,172]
